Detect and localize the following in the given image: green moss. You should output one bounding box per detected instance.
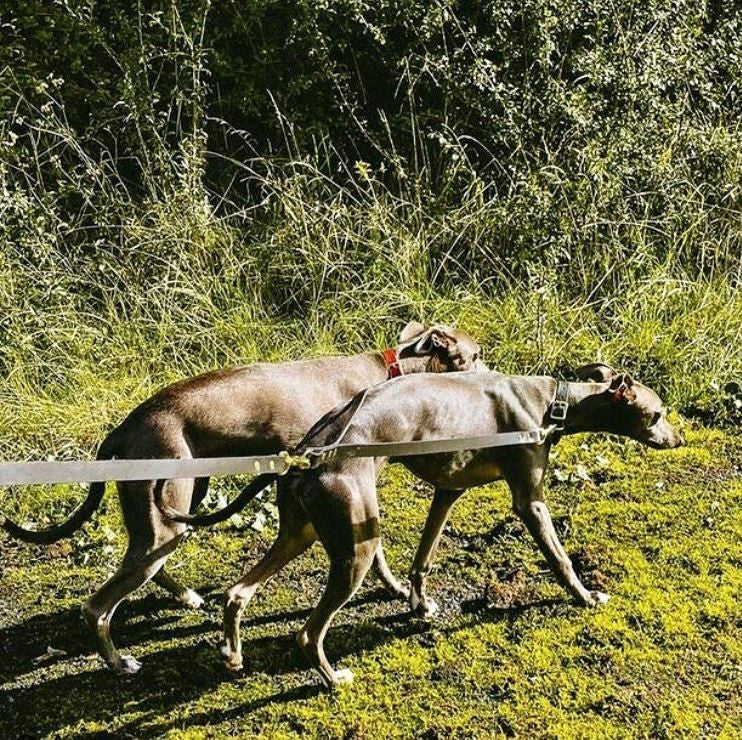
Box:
[1,427,740,737]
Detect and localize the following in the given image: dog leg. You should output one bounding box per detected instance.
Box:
[511,485,609,607]
[409,488,463,618]
[150,476,209,609]
[83,477,191,674]
[295,467,378,688]
[296,541,376,689]
[221,483,315,671]
[152,568,204,609]
[372,542,409,601]
[221,527,315,672]
[82,536,183,674]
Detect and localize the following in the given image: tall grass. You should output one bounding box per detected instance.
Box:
[0,2,740,466]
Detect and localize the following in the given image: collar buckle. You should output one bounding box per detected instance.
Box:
[550,380,571,429]
[550,399,568,423]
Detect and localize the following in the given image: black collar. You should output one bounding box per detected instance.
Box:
[550,380,570,431]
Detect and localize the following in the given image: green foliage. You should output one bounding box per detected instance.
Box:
[2,1,739,272]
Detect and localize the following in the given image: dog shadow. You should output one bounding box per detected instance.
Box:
[1,582,561,738]
[0,588,426,737]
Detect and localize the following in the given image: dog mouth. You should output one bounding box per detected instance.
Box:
[641,434,684,450]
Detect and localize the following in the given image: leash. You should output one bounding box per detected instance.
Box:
[0,454,292,486]
[0,428,554,486]
[0,384,572,487]
[302,426,557,466]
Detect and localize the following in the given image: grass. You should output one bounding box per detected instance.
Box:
[1,424,740,738]
[1,76,740,446]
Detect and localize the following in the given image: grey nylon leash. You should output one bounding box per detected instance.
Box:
[0,454,291,486]
[0,429,556,486]
[0,384,571,487]
[0,429,554,486]
[303,426,556,466]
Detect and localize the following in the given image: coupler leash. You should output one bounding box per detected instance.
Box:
[0,427,556,487]
[301,426,557,468]
[0,385,569,487]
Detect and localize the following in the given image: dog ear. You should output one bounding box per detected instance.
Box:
[575,363,618,383]
[607,373,636,404]
[414,325,455,354]
[399,321,426,343]
[398,324,455,356]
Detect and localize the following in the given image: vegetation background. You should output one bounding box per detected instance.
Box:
[0,1,740,737]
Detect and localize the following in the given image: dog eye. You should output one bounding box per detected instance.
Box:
[650,411,662,426]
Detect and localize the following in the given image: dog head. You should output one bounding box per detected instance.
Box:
[573,363,684,449]
[397,321,486,373]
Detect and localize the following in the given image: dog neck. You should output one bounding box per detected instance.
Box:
[551,380,608,435]
[380,348,403,378]
[374,350,438,379]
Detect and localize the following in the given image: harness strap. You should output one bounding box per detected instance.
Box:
[381,348,403,379]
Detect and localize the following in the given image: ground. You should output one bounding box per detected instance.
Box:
[1,426,740,738]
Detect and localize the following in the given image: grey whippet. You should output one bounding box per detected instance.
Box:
[1,322,482,675]
[211,363,682,687]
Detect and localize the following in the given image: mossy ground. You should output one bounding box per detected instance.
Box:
[1,425,740,738]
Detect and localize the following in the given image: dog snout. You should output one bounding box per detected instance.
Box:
[660,429,684,449]
[639,422,684,450]
[665,420,685,448]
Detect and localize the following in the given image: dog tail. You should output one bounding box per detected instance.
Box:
[0,435,117,545]
[156,473,277,527]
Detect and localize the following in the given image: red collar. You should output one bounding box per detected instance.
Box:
[381,348,403,379]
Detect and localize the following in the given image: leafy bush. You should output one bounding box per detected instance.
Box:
[0,0,739,455]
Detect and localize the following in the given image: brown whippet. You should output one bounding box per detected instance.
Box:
[214,363,682,687]
[1,322,482,675]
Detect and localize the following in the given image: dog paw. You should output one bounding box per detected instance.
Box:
[117,655,142,675]
[387,583,411,602]
[178,589,205,610]
[329,668,354,687]
[580,590,610,607]
[224,657,243,673]
[221,646,243,673]
[410,593,439,620]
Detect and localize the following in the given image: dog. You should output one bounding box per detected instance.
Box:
[214,363,682,687]
[0,321,482,674]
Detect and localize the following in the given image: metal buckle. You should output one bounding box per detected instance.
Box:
[550,399,568,423]
[277,451,313,474]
